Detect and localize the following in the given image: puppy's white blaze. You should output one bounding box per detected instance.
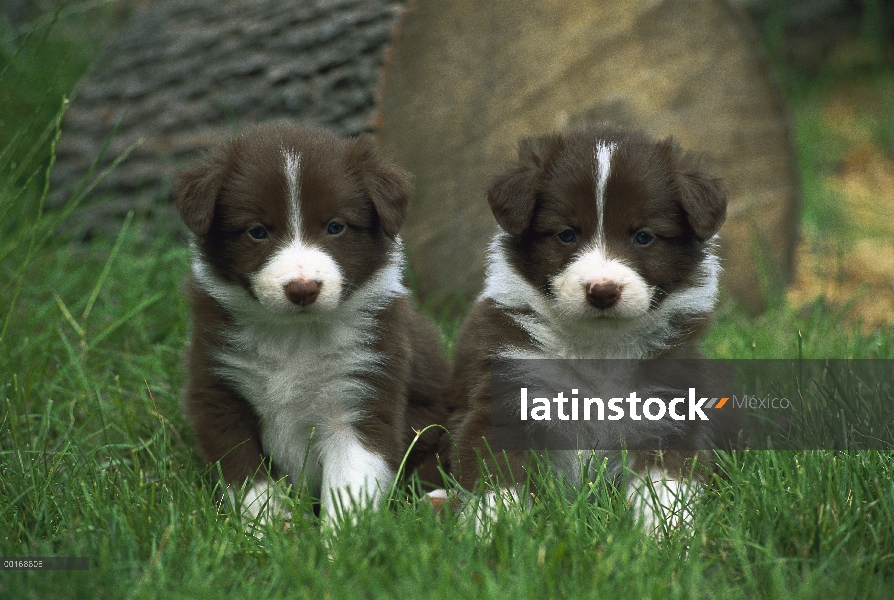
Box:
[282,148,302,237]
[319,426,393,524]
[250,239,343,312]
[551,246,652,319]
[593,141,617,249]
[627,467,699,535]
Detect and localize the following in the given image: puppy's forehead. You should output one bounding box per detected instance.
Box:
[543,135,682,233]
[541,139,618,229]
[229,126,350,188]
[278,143,374,233]
[215,133,361,229]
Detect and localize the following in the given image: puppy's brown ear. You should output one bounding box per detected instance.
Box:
[349,136,412,240]
[173,143,233,238]
[488,134,562,236]
[676,168,727,242]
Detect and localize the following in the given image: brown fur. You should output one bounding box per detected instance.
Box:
[449,125,733,494]
[448,300,536,488]
[175,124,452,503]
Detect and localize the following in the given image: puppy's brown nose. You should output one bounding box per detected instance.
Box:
[284,280,320,306]
[586,281,621,309]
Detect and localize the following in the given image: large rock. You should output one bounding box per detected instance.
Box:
[378,0,800,315]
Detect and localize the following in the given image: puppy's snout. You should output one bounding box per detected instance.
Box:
[284,279,320,306]
[586,280,621,309]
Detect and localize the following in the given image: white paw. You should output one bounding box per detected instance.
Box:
[319,429,394,529]
[626,468,699,535]
[227,479,292,533]
[321,485,384,530]
[461,487,523,536]
[425,489,455,513]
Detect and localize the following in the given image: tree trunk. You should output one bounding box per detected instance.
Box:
[52,0,407,229]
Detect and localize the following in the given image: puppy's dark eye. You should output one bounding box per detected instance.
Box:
[326,221,345,235]
[634,231,653,245]
[248,226,268,240]
[557,229,577,243]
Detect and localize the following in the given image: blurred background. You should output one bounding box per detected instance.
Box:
[1,0,893,344]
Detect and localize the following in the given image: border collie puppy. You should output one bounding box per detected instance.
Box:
[174,123,450,526]
[449,124,729,533]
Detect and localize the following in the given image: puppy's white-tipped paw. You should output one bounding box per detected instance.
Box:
[626,469,699,536]
[459,487,523,537]
[226,480,292,536]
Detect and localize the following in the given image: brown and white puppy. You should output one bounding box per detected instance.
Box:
[449,125,729,533]
[175,123,450,527]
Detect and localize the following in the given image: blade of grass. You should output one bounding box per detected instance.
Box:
[0,165,44,261]
[0,6,46,83]
[56,115,134,214]
[386,423,450,505]
[81,210,134,323]
[53,291,86,339]
[86,292,165,351]
[0,58,73,188]
[56,324,92,395]
[0,95,66,343]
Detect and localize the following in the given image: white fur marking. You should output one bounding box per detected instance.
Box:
[319,427,394,525]
[282,148,302,238]
[551,247,652,320]
[228,479,291,527]
[593,142,617,249]
[627,467,700,535]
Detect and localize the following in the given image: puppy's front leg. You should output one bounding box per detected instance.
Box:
[319,426,394,525]
[462,486,525,536]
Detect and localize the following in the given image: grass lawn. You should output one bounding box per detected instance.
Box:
[2,4,893,598]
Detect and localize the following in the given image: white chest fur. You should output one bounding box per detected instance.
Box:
[213,308,381,492]
[191,252,405,515]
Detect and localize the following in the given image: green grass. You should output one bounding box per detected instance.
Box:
[0,1,117,191]
[2,5,894,599]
